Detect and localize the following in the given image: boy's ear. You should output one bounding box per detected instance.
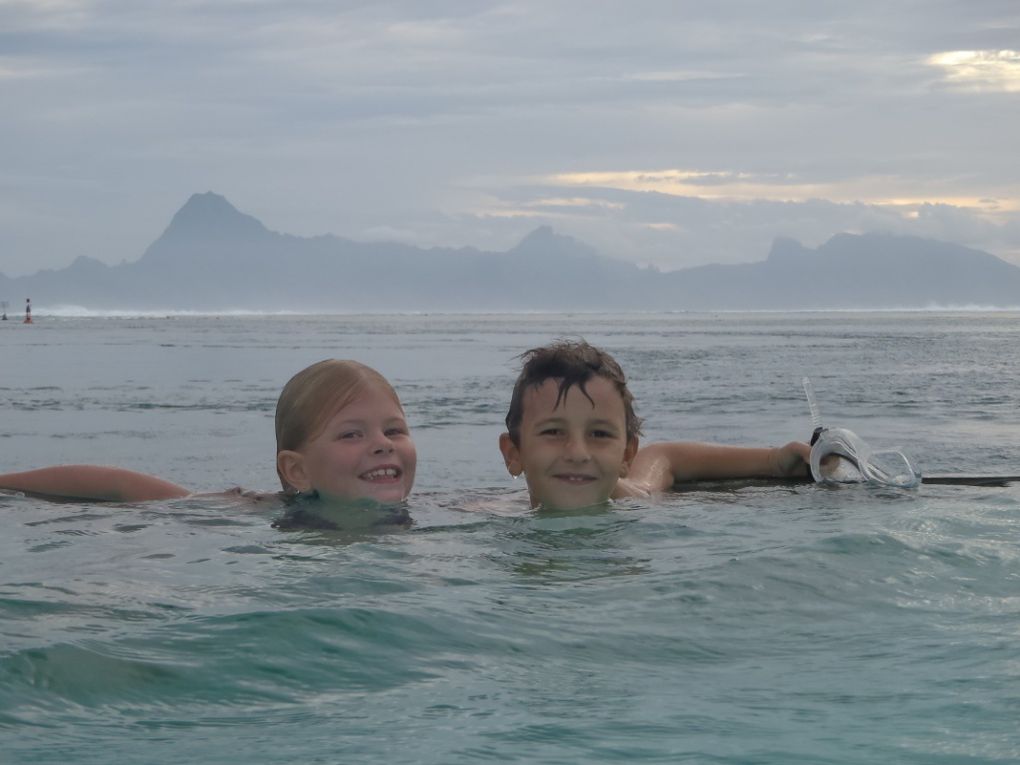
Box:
[619,436,639,478]
[498,432,522,477]
[277,450,311,492]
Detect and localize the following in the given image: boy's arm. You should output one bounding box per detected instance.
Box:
[627,441,811,492]
[0,465,190,502]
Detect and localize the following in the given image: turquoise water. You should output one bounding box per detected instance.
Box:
[2,313,1020,763]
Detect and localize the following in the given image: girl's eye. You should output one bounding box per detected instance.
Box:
[338,430,362,440]
[591,430,615,439]
[385,426,407,437]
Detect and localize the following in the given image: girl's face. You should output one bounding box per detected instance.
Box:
[285,387,416,504]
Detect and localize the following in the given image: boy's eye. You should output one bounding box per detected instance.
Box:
[539,428,563,437]
[591,429,615,439]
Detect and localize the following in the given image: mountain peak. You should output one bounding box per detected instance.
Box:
[511,226,600,259]
[163,192,268,242]
[515,225,569,246]
[766,236,810,264]
[179,191,239,214]
[139,192,272,264]
[519,224,557,242]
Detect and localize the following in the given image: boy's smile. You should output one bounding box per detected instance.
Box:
[500,376,637,510]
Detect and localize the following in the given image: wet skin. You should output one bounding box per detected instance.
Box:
[501,377,637,510]
[287,387,417,504]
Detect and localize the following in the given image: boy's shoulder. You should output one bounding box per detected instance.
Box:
[611,477,654,500]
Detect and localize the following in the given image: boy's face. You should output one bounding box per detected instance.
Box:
[500,376,637,510]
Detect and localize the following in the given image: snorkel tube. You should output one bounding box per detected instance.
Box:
[802,378,921,489]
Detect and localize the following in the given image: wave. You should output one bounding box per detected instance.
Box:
[32,305,311,318]
[27,304,1020,318]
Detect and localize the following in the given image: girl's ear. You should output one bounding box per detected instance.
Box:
[277,450,311,493]
[498,432,522,477]
[619,436,639,478]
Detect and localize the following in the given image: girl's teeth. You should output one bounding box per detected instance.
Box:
[362,468,398,480]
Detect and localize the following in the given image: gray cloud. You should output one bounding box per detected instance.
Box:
[1,0,1018,276]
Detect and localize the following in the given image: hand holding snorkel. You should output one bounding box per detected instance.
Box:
[803,377,921,489]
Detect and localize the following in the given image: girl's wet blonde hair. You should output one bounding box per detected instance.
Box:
[275,359,403,492]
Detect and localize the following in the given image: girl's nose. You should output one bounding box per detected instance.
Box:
[372,433,395,454]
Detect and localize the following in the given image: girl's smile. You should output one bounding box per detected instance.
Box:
[282,387,417,504]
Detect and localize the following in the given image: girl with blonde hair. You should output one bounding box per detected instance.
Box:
[0,360,417,512]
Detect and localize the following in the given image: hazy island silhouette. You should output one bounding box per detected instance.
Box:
[3,192,1020,312]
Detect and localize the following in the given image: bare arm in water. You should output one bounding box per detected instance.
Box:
[0,465,190,502]
[616,441,811,497]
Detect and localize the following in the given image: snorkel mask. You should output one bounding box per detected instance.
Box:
[803,378,921,489]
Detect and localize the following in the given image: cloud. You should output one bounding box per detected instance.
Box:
[0,0,90,17]
[538,167,1019,216]
[2,0,1020,278]
[928,49,1020,92]
[454,179,1020,271]
[544,169,834,202]
[0,56,51,78]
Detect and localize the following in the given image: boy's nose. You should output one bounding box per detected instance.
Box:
[563,436,590,462]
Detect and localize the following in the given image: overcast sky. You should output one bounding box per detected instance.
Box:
[1,0,1018,277]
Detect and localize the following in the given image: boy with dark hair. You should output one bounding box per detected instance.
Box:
[499,339,809,509]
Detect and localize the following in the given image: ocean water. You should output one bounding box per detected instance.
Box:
[2,311,1020,764]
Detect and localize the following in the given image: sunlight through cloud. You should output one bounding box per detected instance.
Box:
[928,50,1020,92]
[545,169,835,202]
[526,197,625,210]
[541,169,1020,215]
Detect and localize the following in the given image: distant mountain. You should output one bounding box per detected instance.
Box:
[650,233,1020,309]
[3,192,1019,311]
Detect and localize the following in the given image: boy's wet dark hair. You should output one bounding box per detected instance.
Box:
[505,339,643,446]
